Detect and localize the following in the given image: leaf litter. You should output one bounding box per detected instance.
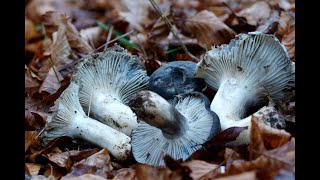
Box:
[25,0,295,179]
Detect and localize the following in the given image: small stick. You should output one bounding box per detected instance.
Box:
[148,0,199,62]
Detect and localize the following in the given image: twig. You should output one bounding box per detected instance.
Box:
[96,30,135,52]
[48,58,62,87]
[148,0,199,62]
[105,25,114,51]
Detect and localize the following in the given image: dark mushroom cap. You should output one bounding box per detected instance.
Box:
[149,61,206,100]
[130,91,220,166]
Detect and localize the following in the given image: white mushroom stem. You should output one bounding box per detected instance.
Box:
[65,114,131,160]
[44,83,131,160]
[128,91,187,138]
[88,91,137,135]
[210,79,254,145]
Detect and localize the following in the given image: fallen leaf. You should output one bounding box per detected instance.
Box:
[80,26,104,48]
[118,0,152,32]
[29,175,56,180]
[42,11,94,55]
[204,127,248,149]
[256,11,280,34]
[276,11,295,39]
[133,164,173,180]
[28,136,74,162]
[25,131,40,152]
[181,160,219,179]
[185,10,236,48]
[236,1,271,27]
[281,26,295,60]
[112,168,136,180]
[39,66,64,95]
[45,149,100,171]
[61,174,106,180]
[224,148,244,170]
[50,26,73,69]
[25,17,39,42]
[249,107,291,159]
[63,149,113,179]
[25,163,42,176]
[149,6,172,41]
[214,171,257,180]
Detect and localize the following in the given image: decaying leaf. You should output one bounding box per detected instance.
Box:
[112,168,136,180]
[249,107,291,159]
[25,163,42,176]
[204,127,248,148]
[39,66,64,95]
[236,1,271,27]
[118,0,152,32]
[181,160,219,179]
[185,10,236,48]
[45,149,100,171]
[63,149,113,179]
[61,174,106,180]
[281,26,295,60]
[25,131,41,152]
[214,171,257,180]
[42,11,94,55]
[25,17,39,42]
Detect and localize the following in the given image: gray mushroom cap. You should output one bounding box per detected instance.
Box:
[71,45,150,135]
[128,90,220,166]
[149,61,206,100]
[194,32,295,145]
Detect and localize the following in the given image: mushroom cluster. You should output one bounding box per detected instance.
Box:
[42,45,149,160]
[195,32,295,145]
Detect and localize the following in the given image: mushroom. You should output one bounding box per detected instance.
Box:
[72,45,149,135]
[194,32,295,145]
[42,82,131,160]
[128,90,220,166]
[149,61,206,99]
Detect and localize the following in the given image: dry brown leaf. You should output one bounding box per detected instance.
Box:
[25,65,41,91]
[281,26,295,60]
[112,168,136,180]
[236,1,271,27]
[185,10,236,48]
[42,11,94,55]
[39,67,64,95]
[181,160,219,179]
[45,149,100,171]
[215,171,257,180]
[30,175,56,180]
[277,11,295,39]
[25,163,42,176]
[133,164,172,180]
[149,7,172,41]
[249,106,291,159]
[63,149,113,179]
[51,26,73,69]
[25,131,41,152]
[118,0,152,32]
[224,148,244,170]
[80,26,104,48]
[62,174,106,180]
[25,18,39,42]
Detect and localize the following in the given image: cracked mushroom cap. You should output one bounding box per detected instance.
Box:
[149,61,206,99]
[72,45,149,135]
[129,91,220,166]
[195,32,295,104]
[42,82,131,160]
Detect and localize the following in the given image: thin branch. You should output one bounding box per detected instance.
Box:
[148,0,199,62]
